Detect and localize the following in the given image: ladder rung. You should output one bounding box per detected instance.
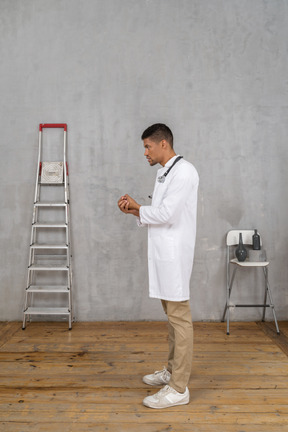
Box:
[27,285,69,293]
[34,201,67,207]
[24,307,70,315]
[39,182,65,186]
[30,243,68,249]
[29,264,69,271]
[32,256,68,261]
[33,222,67,228]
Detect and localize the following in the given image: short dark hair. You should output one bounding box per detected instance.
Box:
[141,123,173,148]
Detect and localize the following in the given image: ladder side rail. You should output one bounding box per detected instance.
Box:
[67,247,71,277]
[25,266,31,290]
[64,130,68,205]
[68,255,73,328]
[65,226,69,266]
[64,186,74,324]
[69,267,73,326]
[63,129,69,255]
[31,126,42,267]
[31,204,40,266]
[24,269,32,315]
[67,202,73,286]
[66,187,73,324]
[69,266,73,326]
[28,227,34,263]
[28,127,42,292]
[66,231,71,269]
[66,195,73,324]
[34,129,42,204]
[31,226,37,266]
[68,205,73,281]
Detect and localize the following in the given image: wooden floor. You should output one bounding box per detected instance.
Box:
[0,321,288,432]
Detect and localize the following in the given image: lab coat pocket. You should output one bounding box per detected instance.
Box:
[153,235,175,262]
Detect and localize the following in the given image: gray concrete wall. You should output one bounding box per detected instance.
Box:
[1,0,288,322]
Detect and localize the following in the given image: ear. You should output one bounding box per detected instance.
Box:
[161,139,168,149]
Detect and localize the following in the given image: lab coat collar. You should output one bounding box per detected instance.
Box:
[164,155,181,168]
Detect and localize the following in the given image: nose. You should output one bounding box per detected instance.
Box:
[144,148,148,156]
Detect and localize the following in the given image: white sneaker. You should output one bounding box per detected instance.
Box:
[143,385,190,409]
[143,367,171,386]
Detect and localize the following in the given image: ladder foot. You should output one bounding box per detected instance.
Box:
[227,332,230,335]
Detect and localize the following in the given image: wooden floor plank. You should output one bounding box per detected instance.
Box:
[0,374,287,390]
[0,321,287,431]
[1,362,287,375]
[0,340,281,353]
[0,388,287,405]
[0,348,285,362]
[0,423,287,432]
[257,321,288,356]
[0,322,21,349]
[1,402,288,415]
[1,409,288,424]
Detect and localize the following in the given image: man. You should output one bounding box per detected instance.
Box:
[118,123,199,409]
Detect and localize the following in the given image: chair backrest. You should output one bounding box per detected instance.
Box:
[226,229,262,247]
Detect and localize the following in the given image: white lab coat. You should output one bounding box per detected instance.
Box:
[138,155,199,301]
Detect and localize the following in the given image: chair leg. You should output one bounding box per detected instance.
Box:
[222,267,237,335]
[262,267,280,335]
[221,303,228,322]
[262,268,268,322]
[227,303,230,335]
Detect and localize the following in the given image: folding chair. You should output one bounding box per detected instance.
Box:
[222,229,280,335]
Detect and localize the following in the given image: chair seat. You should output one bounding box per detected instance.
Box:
[230,258,269,267]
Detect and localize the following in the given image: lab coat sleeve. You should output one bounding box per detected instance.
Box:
[136,217,147,227]
[139,168,199,225]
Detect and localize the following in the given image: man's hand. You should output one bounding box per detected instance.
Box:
[118,196,129,213]
[118,194,141,217]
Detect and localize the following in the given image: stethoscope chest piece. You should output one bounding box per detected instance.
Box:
[157,156,183,184]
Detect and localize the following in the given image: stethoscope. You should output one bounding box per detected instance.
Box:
[157,155,183,183]
[149,156,183,199]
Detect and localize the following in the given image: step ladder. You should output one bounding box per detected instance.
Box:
[22,124,73,330]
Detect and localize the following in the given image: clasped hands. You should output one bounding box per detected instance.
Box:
[118,194,141,217]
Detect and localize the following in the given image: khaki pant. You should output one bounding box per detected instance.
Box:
[161,300,193,393]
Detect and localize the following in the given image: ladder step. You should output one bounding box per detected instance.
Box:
[30,243,68,249]
[24,307,70,315]
[33,222,67,228]
[39,182,65,186]
[27,285,69,293]
[29,264,69,271]
[34,201,67,207]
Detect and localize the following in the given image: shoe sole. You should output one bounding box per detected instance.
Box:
[143,398,190,409]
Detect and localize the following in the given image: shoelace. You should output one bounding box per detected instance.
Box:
[158,385,175,396]
[154,367,167,376]
[154,367,170,380]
